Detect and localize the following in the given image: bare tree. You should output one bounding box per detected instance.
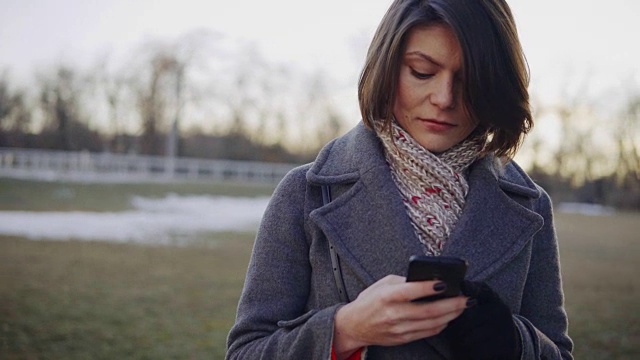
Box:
[38,66,102,151]
[0,73,32,147]
[614,96,640,187]
[131,31,220,156]
[134,51,176,155]
[537,75,603,187]
[88,58,133,154]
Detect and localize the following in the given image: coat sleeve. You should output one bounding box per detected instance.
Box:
[226,166,337,360]
[515,188,574,359]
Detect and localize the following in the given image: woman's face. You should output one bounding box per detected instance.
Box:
[393,23,477,153]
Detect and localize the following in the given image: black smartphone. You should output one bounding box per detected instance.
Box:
[406,255,467,302]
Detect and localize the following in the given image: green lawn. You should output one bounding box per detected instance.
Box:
[0,233,255,360]
[555,212,639,359]
[0,179,638,359]
[0,178,276,212]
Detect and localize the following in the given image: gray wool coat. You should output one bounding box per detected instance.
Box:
[226,123,573,360]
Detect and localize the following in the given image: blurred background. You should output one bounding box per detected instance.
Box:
[0,0,638,359]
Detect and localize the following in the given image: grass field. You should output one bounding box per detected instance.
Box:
[0,179,638,359]
[555,212,639,359]
[0,178,277,212]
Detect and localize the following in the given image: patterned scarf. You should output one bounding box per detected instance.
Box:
[376,121,485,255]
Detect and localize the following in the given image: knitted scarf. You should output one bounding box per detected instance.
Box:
[376,121,485,255]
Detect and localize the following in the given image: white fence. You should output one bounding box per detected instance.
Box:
[0,148,298,184]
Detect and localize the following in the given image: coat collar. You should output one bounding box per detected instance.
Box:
[307,122,543,284]
[307,122,385,185]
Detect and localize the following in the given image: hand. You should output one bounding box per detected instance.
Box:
[333,275,468,359]
[443,281,521,360]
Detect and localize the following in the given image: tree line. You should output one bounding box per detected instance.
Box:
[0,31,346,164]
[523,93,640,210]
[0,30,638,209]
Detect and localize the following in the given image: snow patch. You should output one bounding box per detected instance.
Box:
[0,195,270,244]
[557,202,615,216]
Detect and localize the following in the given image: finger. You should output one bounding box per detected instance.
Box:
[361,275,437,305]
[414,295,469,314]
[364,274,406,293]
[379,274,408,285]
[359,275,409,302]
[409,302,465,329]
[380,309,459,345]
[392,280,448,302]
[386,299,467,340]
[378,324,447,346]
[403,323,449,341]
[378,294,466,330]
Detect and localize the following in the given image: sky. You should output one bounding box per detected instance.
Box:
[1,0,639,113]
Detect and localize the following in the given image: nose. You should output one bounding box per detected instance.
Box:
[429,75,456,110]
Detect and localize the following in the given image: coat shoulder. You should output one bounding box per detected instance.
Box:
[307,123,386,185]
[496,160,543,199]
[498,160,554,217]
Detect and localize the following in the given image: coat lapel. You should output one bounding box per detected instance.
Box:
[307,124,424,286]
[310,165,424,286]
[442,157,544,279]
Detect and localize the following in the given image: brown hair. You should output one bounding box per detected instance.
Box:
[358,0,532,158]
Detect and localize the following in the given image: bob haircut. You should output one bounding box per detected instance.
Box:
[358,0,532,158]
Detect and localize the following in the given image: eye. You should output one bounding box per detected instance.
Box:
[410,68,434,80]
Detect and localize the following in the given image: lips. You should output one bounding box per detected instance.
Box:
[422,118,454,126]
[419,118,456,132]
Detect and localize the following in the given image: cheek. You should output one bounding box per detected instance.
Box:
[460,121,478,140]
[394,80,417,116]
[461,114,478,132]
[393,90,406,120]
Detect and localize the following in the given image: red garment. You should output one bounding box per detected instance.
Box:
[331,346,364,360]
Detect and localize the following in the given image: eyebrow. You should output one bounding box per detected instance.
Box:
[405,51,443,68]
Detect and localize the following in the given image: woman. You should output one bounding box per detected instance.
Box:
[226,0,573,359]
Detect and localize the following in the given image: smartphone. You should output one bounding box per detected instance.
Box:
[406,255,467,302]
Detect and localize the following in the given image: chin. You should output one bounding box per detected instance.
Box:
[417,140,450,153]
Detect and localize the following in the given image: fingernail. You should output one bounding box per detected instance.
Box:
[433,282,447,292]
[466,298,477,308]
